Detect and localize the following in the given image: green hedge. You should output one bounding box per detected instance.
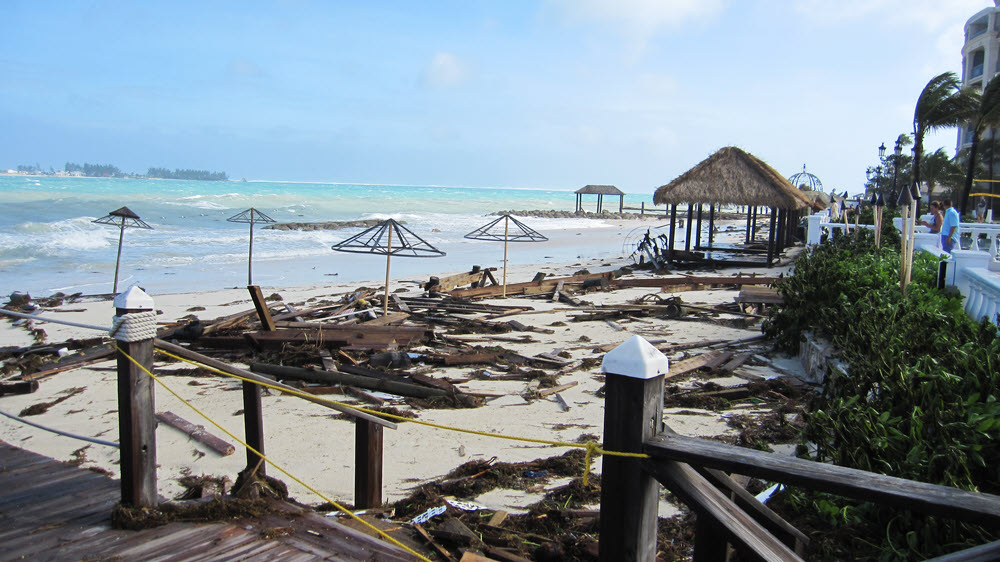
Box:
[763,230,1000,557]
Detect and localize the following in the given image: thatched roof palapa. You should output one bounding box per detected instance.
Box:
[653,147,813,210]
[576,184,624,196]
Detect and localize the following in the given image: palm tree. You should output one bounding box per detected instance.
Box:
[962,74,1000,214]
[912,72,978,206]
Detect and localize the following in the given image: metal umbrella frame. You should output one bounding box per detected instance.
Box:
[92,206,152,295]
[227,208,276,286]
[332,218,445,314]
[465,213,548,297]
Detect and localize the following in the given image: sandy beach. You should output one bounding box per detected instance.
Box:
[0,217,804,518]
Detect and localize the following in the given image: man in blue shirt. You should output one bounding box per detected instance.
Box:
[941,199,960,253]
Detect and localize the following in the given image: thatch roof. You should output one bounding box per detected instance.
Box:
[653,147,812,210]
[576,184,624,195]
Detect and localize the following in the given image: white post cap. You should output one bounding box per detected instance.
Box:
[113,286,154,310]
[601,335,669,379]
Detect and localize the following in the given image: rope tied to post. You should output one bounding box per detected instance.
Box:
[109,310,157,342]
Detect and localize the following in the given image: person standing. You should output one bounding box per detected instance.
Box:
[941,199,961,252]
[920,200,943,233]
[977,196,988,223]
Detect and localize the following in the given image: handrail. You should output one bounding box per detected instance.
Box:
[643,432,1000,526]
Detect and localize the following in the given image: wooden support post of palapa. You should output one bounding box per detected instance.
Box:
[245,285,273,475]
[114,287,157,508]
[355,418,383,509]
[598,336,668,562]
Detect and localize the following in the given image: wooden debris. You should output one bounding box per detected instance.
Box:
[667,351,727,379]
[611,275,778,290]
[154,340,396,428]
[22,345,115,381]
[424,267,498,293]
[551,281,564,302]
[537,381,578,398]
[414,523,458,562]
[448,271,614,300]
[553,394,570,411]
[343,386,386,406]
[0,380,39,396]
[155,411,235,456]
[487,510,508,526]
[249,362,448,399]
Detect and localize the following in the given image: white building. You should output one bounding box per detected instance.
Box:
[958,1,1000,152]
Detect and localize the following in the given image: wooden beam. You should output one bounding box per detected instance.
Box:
[644,432,1000,525]
[247,285,276,331]
[249,362,448,399]
[644,459,801,561]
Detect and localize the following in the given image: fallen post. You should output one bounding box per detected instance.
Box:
[155,411,236,456]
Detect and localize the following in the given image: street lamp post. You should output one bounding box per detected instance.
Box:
[891,139,902,207]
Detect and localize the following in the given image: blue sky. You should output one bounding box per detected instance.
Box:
[0,0,989,194]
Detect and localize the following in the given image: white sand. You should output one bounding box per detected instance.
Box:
[0,218,803,514]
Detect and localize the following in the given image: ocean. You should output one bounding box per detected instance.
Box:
[0,176,665,298]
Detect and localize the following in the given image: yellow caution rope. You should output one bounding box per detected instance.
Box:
[115,345,431,562]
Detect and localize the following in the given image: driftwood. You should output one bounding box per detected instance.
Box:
[155,411,235,456]
[611,275,778,290]
[23,345,115,381]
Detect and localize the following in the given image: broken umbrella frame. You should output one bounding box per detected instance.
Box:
[92,206,152,295]
[227,208,277,286]
[331,218,446,315]
[464,213,548,298]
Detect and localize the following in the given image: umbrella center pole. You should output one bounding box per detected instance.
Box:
[502,218,509,298]
[113,223,126,295]
[248,218,255,286]
[384,227,393,315]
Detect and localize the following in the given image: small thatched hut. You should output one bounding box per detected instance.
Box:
[652,146,813,266]
[575,185,625,213]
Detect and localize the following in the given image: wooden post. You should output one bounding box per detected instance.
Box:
[114,287,157,508]
[599,336,668,562]
[384,226,393,315]
[708,204,715,249]
[245,285,271,475]
[766,207,777,267]
[685,204,694,252]
[503,217,509,298]
[355,419,384,508]
[695,204,703,250]
[668,204,677,264]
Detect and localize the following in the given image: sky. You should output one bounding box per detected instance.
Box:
[0,0,991,195]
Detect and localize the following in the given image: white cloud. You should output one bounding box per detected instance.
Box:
[545,0,727,56]
[791,0,987,31]
[422,52,468,88]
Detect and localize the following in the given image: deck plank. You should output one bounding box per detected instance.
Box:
[0,440,417,561]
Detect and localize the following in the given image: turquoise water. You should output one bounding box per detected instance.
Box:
[0,176,657,297]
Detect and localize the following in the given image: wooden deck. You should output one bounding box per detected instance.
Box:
[0,440,415,561]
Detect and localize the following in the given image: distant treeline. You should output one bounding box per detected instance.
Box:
[8,162,228,181]
[146,167,228,181]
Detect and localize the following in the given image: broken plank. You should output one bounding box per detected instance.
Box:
[391,294,412,313]
[667,351,725,378]
[719,352,752,373]
[538,381,578,397]
[343,386,386,406]
[551,280,564,303]
[448,272,613,300]
[364,312,410,326]
[23,345,115,381]
[155,411,235,456]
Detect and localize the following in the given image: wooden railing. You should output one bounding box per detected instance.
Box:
[113,286,394,509]
[598,336,1000,561]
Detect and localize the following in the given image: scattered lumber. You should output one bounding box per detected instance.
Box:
[244,324,432,351]
[249,362,448,399]
[22,345,115,381]
[424,266,499,292]
[155,411,235,456]
[154,339,396,428]
[448,271,615,300]
[611,275,778,290]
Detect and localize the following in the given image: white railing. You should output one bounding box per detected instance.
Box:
[964,268,1000,325]
[804,212,1000,326]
